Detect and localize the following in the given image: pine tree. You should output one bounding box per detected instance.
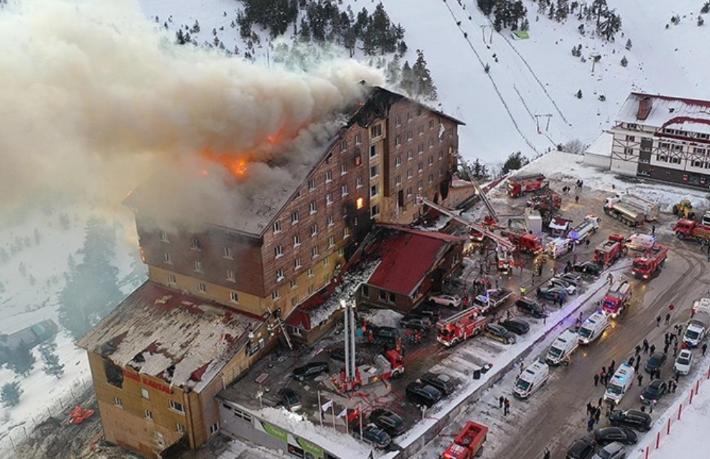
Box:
[39,341,65,379]
[502,152,529,174]
[699,16,705,26]
[625,38,632,50]
[6,340,36,377]
[477,0,495,16]
[576,89,583,99]
[703,2,710,14]
[620,56,628,67]
[400,61,415,96]
[412,50,438,101]
[1,382,22,408]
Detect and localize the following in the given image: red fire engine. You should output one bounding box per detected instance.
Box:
[673,219,710,244]
[632,245,668,280]
[593,233,627,267]
[501,230,544,255]
[336,350,404,392]
[601,280,632,318]
[441,421,489,459]
[436,306,488,347]
[507,173,548,198]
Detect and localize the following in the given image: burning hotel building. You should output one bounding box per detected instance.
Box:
[79,86,463,457]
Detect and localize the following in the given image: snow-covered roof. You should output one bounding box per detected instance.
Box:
[79,281,261,392]
[616,92,710,131]
[585,131,613,157]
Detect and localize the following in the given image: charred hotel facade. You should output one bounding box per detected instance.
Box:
[79,87,463,457]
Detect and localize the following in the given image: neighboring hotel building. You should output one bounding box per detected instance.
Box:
[80,86,463,458]
[610,92,710,189]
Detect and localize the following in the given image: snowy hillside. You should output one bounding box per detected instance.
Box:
[137,0,710,165]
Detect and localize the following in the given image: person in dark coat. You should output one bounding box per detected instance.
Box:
[643,339,649,353]
[594,374,599,386]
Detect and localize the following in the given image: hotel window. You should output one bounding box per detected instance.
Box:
[145,409,153,421]
[429,139,434,149]
[407,130,413,141]
[291,211,299,224]
[624,147,634,155]
[191,237,201,250]
[340,140,348,152]
[167,273,177,285]
[370,165,378,178]
[169,400,185,414]
[341,184,349,197]
[428,174,434,184]
[159,231,169,243]
[407,151,413,161]
[407,169,413,179]
[326,192,333,205]
[355,134,362,145]
[141,388,150,400]
[370,184,378,197]
[354,153,362,166]
[395,115,401,126]
[113,397,123,409]
[294,257,303,270]
[344,227,350,239]
[194,259,203,273]
[672,144,683,152]
[328,236,335,248]
[276,269,285,282]
[325,170,333,182]
[274,245,284,258]
[223,246,233,259]
[356,197,364,209]
[693,147,706,155]
[626,135,635,142]
[407,111,412,122]
[310,224,318,237]
[407,187,412,197]
[309,201,317,214]
[395,155,402,167]
[327,215,334,226]
[311,246,320,259]
[356,175,363,188]
[198,282,207,293]
[272,290,280,300]
[177,423,185,434]
[418,162,423,173]
[371,205,380,218]
[230,291,239,303]
[273,221,282,233]
[341,163,348,175]
[308,178,316,191]
[370,145,377,158]
[428,156,433,166]
[395,135,401,146]
[395,175,402,186]
[418,144,424,155]
[163,252,172,265]
[293,234,301,247]
[308,284,315,294]
[439,150,443,160]
[210,423,220,435]
[429,119,435,129]
[370,124,382,138]
[418,181,423,191]
[307,267,315,277]
[289,279,297,290]
[226,269,236,282]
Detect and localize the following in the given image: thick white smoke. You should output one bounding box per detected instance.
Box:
[0,0,383,219]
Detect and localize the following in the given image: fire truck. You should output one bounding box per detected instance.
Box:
[527,190,562,212]
[336,350,404,392]
[673,219,710,244]
[593,233,627,267]
[441,421,489,459]
[436,306,488,347]
[632,245,668,280]
[501,230,544,255]
[507,173,548,198]
[603,197,645,227]
[475,288,514,313]
[601,280,632,318]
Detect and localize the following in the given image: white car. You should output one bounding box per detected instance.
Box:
[429,294,462,308]
[549,278,576,295]
[674,349,693,376]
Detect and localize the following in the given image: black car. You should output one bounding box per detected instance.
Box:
[593,427,638,446]
[485,323,517,344]
[566,437,596,459]
[369,408,407,437]
[644,352,667,374]
[361,424,392,449]
[608,410,652,431]
[500,318,530,335]
[537,285,568,303]
[277,388,301,411]
[328,347,365,365]
[516,297,548,318]
[574,261,602,276]
[292,361,329,381]
[641,379,667,404]
[371,325,400,343]
[420,372,456,395]
[405,381,442,408]
[400,316,430,331]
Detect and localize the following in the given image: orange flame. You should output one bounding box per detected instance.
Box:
[199,130,287,179]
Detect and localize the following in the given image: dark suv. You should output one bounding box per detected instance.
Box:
[360,424,392,449]
[406,381,442,407]
[516,297,547,318]
[420,372,456,395]
[292,362,329,381]
[371,325,400,344]
[566,437,596,459]
[369,408,407,437]
[608,410,651,431]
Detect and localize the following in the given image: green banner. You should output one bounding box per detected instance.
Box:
[262,421,288,443]
[297,437,323,458]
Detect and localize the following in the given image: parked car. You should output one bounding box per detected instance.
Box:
[608,410,652,432]
[566,437,596,459]
[549,277,577,295]
[537,285,568,303]
[559,272,583,287]
[361,424,392,449]
[593,427,638,446]
[400,316,430,331]
[644,352,667,374]
[292,362,329,381]
[420,372,456,395]
[574,261,603,276]
[277,388,301,411]
[429,294,462,308]
[500,318,530,335]
[485,323,517,344]
[369,408,407,437]
[516,297,548,318]
[371,325,400,344]
[405,381,442,408]
[640,379,667,405]
[415,305,441,322]
[328,347,365,365]
[674,349,693,376]
[591,442,626,459]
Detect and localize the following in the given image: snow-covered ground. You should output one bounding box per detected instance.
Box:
[137,0,710,164]
[0,204,146,453]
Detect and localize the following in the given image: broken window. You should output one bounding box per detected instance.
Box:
[104,359,124,389]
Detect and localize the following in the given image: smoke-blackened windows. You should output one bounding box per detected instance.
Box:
[291,211,299,224]
[370,165,378,178]
[273,221,282,233]
[370,145,377,158]
[370,205,380,218]
[355,134,362,145]
[356,175,363,188]
[191,237,201,251]
[344,227,350,239]
[370,124,382,138]
[325,170,333,183]
[104,360,123,388]
[370,185,378,198]
[274,245,284,258]
[160,231,169,243]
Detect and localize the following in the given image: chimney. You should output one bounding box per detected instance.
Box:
[637,96,652,120]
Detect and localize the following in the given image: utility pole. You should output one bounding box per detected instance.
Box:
[534,114,553,134]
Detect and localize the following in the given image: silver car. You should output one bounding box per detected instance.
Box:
[591,441,626,459]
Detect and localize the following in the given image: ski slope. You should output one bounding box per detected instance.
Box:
[137,0,710,165]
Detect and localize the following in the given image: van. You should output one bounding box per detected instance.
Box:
[603,363,635,405]
[513,360,550,399]
[547,237,572,259]
[578,311,609,345]
[546,330,579,366]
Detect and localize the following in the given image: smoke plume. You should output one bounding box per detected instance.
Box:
[0,0,383,222]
